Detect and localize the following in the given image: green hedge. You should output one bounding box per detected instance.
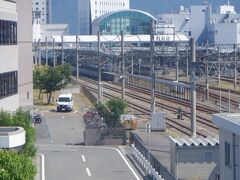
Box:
[0,110,36,157]
[0,150,36,180]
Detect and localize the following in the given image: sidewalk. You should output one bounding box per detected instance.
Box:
[133,117,171,170]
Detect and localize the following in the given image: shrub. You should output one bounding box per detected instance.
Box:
[0,110,36,157]
[0,151,36,180]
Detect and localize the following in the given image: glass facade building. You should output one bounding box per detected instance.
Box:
[92,9,157,35]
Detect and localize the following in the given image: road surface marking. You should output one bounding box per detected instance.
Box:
[115,148,141,180]
[82,155,86,162]
[86,168,91,176]
[37,153,45,180]
[62,116,65,119]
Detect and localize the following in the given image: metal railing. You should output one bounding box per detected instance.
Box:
[130,132,176,180]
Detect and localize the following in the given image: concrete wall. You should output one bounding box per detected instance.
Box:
[214,23,238,44]
[170,141,220,179]
[17,0,33,111]
[160,5,208,44]
[0,0,18,111]
[0,94,19,111]
[219,128,240,180]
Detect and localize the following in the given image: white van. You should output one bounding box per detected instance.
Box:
[56,93,73,112]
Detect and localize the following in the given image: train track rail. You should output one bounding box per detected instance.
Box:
[80,77,218,137]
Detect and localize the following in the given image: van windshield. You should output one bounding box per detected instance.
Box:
[58,97,70,102]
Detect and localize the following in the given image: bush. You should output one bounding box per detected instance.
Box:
[0,110,36,157]
[96,98,128,127]
[0,151,36,180]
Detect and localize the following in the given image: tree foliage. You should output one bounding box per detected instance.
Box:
[0,151,36,180]
[96,98,128,127]
[33,64,71,104]
[0,110,36,157]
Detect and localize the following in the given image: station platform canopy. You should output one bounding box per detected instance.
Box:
[49,34,189,43]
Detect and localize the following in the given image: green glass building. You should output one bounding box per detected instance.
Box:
[92,9,157,35]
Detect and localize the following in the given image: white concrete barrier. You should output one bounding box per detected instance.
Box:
[0,127,25,148]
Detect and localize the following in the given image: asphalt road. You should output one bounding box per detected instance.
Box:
[36,110,140,180]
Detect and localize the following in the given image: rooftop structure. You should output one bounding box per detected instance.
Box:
[169,136,220,179]
[92,9,157,35]
[158,4,240,44]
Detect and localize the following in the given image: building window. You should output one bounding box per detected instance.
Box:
[0,20,17,45]
[225,142,231,167]
[189,31,191,36]
[0,71,18,99]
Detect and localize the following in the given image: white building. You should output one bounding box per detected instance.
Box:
[213,113,240,180]
[0,0,33,111]
[158,4,240,45]
[32,19,69,42]
[0,0,19,111]
[32,0,51,24]
[79,0,129,35]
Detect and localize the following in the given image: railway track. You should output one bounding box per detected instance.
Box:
[86,85,207,137]
[79,77,218,137]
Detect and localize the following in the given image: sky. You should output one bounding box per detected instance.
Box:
[52,0,240,34]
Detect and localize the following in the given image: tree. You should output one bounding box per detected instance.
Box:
[96,98,128,127]
[0,110,36,157]
[33,64,71,104]
[0,151,36,180]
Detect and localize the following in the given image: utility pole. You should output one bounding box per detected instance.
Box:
[186,44,189,79]
[53,37,56,67]
[175,43,179,82]
[218,46,221,86]
[45,36,48,66]
[61,36,64,65]
[205,43,209,101]
[234,44,237,90]
[150,33,155,114]
[98,32,103,103]
[38,39,41,65]
[121,31,125,99]
[190,38,196,138]
[228,90,231,113]
[76,35,79,82]
[131,46,134,74]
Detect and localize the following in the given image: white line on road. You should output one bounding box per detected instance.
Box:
[62,116,65,119]
[86,168,91,176]
[38,153,45,180]
[82,155,86,162]
[115,148,141,180]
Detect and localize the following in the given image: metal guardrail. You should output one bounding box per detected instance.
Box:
[130,132,176,180]
[132,144,163,180]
